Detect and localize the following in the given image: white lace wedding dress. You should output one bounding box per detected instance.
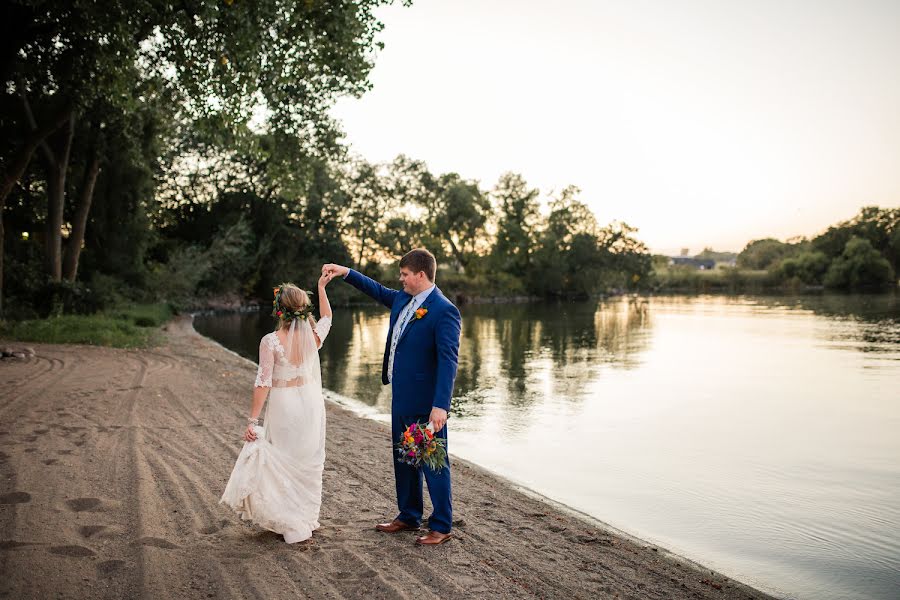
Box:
[220,315,332,543]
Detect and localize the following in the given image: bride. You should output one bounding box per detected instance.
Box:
[220,273,334,543]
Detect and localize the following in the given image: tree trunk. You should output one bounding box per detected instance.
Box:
[20,89,76,283]
[0,211,5,316]
[0,107,71,206]
[0,105,73,314]
[43,117,75,282]
[446,235,468,270]
[63,153,101,282]
[357,233,368,270]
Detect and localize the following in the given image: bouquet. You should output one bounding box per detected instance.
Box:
[395,422,448,472]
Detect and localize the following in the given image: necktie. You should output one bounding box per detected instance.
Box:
[387,299,416,383]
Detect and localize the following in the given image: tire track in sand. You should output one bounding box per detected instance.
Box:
[0,354,67,417]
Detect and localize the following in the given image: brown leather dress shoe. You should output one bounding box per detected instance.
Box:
[415,530,453,545]
[375,519,419,533]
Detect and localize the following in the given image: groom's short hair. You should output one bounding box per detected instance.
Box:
[400,248,437,281]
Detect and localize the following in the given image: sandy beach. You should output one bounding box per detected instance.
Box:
[0,316,776,599]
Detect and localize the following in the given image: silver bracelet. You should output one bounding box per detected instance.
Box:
[247,417,259,425]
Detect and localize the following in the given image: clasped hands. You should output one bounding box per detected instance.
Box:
[321,263,348,283]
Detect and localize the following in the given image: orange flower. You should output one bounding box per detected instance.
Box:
[273,287,280,298]
[415,308,428,319]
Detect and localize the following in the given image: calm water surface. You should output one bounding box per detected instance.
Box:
[195,294,900,600]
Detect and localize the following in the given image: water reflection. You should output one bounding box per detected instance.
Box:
[453,299,653,421]
[199,297,657,418]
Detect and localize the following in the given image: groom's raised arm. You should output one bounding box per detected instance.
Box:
[433,305,462,413]
[343,268,401,310]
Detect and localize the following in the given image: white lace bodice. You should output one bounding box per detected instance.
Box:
[255,316,331,388]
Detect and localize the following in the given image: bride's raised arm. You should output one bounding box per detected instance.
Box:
[313,272,334,348]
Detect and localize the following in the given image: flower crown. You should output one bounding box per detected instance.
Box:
[272,286,315,321]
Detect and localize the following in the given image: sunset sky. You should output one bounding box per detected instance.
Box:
[331,0,900,254]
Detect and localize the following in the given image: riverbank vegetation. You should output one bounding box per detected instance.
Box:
[654,206,899,294]
[0,302,171,347]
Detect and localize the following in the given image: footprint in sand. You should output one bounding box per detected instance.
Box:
[135,537,179,549]
[57,449,72,455]
[66,497,101,512]
[79,525,106,538]
[0,491,31,504]
[42,459,58,465]
[97,560,125,576]
[49,545,96,557]
[199,518,231,535]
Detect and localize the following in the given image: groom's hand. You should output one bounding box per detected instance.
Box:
[429,407,448,433]
[322,263,349,279]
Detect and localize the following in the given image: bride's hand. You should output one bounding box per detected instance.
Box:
[322,263,349,278]
[243,424,257,442]
[318,272,334,288]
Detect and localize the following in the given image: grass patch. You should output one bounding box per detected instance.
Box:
[0,303,173,348]
[650,267,777,293]
[101,303,174,328]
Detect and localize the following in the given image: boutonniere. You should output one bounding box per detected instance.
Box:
[415,307,428,320]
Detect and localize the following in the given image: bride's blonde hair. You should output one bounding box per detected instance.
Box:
[274,283,316,331]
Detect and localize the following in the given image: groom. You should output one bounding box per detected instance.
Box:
[323,249,461,545]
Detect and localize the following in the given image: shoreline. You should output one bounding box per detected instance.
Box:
[0,316,778,599]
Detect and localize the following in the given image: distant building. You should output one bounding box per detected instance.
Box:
[669,257,716,270]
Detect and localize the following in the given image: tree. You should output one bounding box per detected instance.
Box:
[491,173,540,277]
[530,186,599,295]
[595,221,652,290]
[824,237,895,289]
[813,206,900,273]
[428,173,489,271]
[775,251,829,285]
[737,238,793,270]
[341,159,396,270]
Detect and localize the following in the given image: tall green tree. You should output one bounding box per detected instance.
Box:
[812,206,899,273]
[491,173,540,277]
[823,236,895,289]
[431,173,490,271]
[530,186,599,295]
[737,238,794,270]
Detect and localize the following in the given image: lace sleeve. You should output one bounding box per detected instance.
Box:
[255,335,274,387]
[314,316,332,349]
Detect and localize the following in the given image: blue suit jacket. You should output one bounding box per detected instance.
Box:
[344,269,461,415]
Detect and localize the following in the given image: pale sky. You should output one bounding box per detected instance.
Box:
[331,0,900,254]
